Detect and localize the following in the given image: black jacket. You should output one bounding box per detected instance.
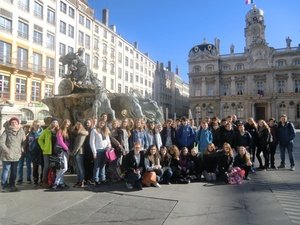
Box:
[123,150,145,175]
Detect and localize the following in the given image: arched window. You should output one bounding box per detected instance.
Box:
[292,58,300,66]
[207,105,214,117]
[222,64,231,71]
[20,108,34,121]
[37,110,51,120]
[206,64,214,72]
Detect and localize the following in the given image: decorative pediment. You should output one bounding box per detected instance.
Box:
[221,77,232,83]
[234,76,246,82]
[275,74,288,80]
[205,77,216,82]
[253,74,266,81]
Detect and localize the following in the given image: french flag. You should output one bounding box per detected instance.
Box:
[245,0,254,4]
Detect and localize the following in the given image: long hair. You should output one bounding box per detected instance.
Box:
[60,119,71,139]
[168,145,180,160]
[247,117,257,129]
[222,142,233,158]
[145,144,160,165]
[73,122,86,135]
[204,143,216,155]
[96,119,110,137]
[258,120,271,133]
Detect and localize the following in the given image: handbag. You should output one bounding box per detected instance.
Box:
[142,171,157,186]
[105,147,117,163]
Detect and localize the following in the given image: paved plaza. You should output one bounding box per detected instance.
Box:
[0,132,300,225]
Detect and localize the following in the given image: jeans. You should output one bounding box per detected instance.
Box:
[1,161,18,188]
[162,167,173,183]
[42,155,50,184]
[124,171,141,187]
[93,150,106,182]
[269,142,278,167]
[54,151,68,185]
[280,142,295,167]
[74,154,85,182]
[17,152,32,181]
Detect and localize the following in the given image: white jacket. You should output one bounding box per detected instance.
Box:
[89,128,111,155]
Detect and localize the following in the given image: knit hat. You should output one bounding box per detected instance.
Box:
[51,117,59,123]
[9,117,20,125]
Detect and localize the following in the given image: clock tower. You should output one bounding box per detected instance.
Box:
[245,5,266,50]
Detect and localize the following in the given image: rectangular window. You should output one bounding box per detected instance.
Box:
[295,80,300,93]
[130,59,133,68]
[78,31,84,46]
[46,32,55,50]
[110,63,115,74]
[0,16,12,33]
[135,75,139,82]
[31,80,41,101]
[69,7,74,18]
[60,1,67,13]
[68,25,74,38]
[45,83,53,97]
[18,20,29,39]
[85,53,90,67]
[17,47,28,69]
[0,75,10,99]
[125,86,128,93]
[34,1,43,19]
[85,34,90,49]
[236,82,244,95]
[103,76,106,88]
[32,52,42,73]
[125,56,129,67]
[256,81,264,96]
[125,71,128,81]
[130,73,133,83]
[59,64,65,77]
[118,84,121,93]
[110,78,114,90]
[47,8,55,25]
[277,80,286,93]
[118,52,122,63]
[59,43,66,56]
[60,21,66,34]
[46,56,54,77]
[223,83,230,96]
[93,56,99,69]
[102,59,107,72]
[207,83,214,96]
[86,18,91,29]
[103,30,107,38]
[94,38,99,51]
[0,41,12,64]
[111,35,115,43]
[33,26,43,45]
[95,25,99,33]
[140,77,143,84]
[118,67,122,79]
[111,48,115,58]
[68,46,73,53]
[103,43,107,54]
[15,77,26,101]
[79,14,84,25]
[136,63,139,70]
[18,0,29,11]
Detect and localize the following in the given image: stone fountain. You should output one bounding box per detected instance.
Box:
[42,48,164,124]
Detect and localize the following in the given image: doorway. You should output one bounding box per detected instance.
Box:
[254,103,266,121]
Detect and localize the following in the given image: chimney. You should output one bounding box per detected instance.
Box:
[109,25,116,32]
[168,61,171,72]
[176,66,179,75]
[102,8,109,26]
[133,42,138,49]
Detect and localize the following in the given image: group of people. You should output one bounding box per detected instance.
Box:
[0,113,296,192]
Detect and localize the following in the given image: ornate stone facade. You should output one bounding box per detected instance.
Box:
[188,5,300,127]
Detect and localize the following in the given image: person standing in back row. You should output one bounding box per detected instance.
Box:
[277,114,296,171]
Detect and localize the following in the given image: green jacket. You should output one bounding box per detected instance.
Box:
[38,128,54,155]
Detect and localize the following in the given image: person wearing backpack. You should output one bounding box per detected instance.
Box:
[277,114,296,171]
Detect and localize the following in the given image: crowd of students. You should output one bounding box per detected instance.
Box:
[0,113,296,192]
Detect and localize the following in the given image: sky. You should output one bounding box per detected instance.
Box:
[88,0,300,83]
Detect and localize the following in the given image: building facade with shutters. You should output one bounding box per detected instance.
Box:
[188,5,300,127]
[0,0,156,125]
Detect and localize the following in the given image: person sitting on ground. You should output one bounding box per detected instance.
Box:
[169,145,181,183]
[123,142,144,190]
[217,142,234,181]
[142,145,163,188]
[189,147,202,181]
[203,143,218,182]
[178,147,192,183]
[159,146,173,184]
[233,146,252,180]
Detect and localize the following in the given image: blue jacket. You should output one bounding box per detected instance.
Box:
[176,125,195,149]
[196,128,213,152]
[278,121,296,145]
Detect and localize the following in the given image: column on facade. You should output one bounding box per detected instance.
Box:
[201,77,206,96]
[9,70,17,102]
[287,72,293,92]
[40,77,46,100]
[230,76,236,95]
[27,73,33,103]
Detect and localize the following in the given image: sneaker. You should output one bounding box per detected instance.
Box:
[271,166,278,170]
[10,186,18,192]
[125,182,133,190]
[291,166,295,171]
[278,164,286,169]
[52,184,58,190]
[16,180,23,185]
[153,182,161,188]
[1,187,8,192]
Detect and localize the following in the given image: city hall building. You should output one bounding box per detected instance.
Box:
[188,5,300,127]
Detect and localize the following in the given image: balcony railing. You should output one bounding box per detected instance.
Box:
[0,57,54,77]
[18,31,29,40]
